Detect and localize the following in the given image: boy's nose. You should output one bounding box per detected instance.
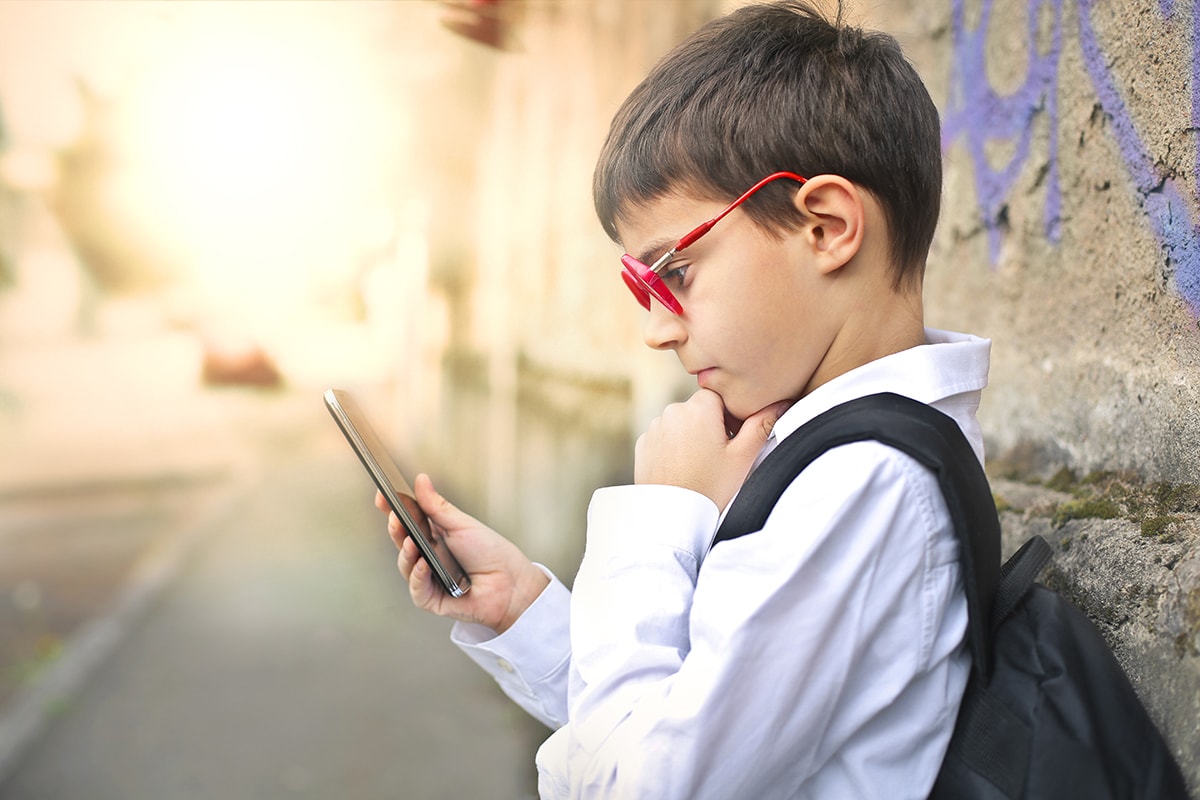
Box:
[643,301,685,350]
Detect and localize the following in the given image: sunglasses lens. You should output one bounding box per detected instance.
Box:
[621,268,652,310]
[620,255,682,315]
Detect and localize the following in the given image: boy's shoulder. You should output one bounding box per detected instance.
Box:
[718,390,985,547]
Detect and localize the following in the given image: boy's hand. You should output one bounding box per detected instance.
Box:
[376,474,548,634]
[635,390,792,510]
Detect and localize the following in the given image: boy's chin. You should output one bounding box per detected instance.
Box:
[723,397,794,436]
[721,400,767,435]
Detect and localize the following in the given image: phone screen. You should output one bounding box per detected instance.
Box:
[324,389,471,597]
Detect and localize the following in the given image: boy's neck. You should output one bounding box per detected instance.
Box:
[802,281,927,397]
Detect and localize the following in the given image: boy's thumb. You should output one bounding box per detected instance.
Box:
[734,400,793,447]
[414,473,457,522]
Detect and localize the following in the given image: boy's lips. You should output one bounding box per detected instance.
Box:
[693,367,717,388]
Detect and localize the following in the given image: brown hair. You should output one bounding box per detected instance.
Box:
[593,0,942,288]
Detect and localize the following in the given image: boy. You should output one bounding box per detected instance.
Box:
[379,1,991,796]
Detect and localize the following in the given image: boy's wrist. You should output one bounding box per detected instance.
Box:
[495,564,551,634]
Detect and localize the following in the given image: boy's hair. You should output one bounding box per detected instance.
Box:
[593,0,942,289]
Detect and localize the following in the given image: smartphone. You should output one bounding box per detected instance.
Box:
[324,388,471,597]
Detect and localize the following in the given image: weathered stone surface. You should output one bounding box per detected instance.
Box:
[992,477,1200,789]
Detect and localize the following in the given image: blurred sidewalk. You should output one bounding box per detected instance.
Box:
[0,331,263,724]
[0,329,542,798]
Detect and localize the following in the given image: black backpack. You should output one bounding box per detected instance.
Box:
[713,392,1190,799]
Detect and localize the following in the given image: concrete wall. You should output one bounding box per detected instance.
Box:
[906,0,1200,789]
[919,0,1200,485]
[403,0,1200,789]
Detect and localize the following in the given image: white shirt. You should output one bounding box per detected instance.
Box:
[452,329,991,799]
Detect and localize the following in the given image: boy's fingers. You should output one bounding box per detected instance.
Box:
[407,558,438,608]
[386,511,405,546]
[374,490,390,513]
[733,400,792,449]
[398,543,441,609]
[396,535,419,578]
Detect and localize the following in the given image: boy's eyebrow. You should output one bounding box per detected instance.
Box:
[635,237,678,267]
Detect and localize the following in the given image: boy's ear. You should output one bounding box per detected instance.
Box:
[791,175,865,274]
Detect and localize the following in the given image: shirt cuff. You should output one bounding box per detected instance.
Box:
[450,565,572,710]
[585,484,720,561]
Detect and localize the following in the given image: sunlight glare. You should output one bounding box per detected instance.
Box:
[114,4,411,328]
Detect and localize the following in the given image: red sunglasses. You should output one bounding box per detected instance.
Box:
[620,171,808,315]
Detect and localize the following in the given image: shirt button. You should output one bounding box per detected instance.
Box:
[496,658,515,673]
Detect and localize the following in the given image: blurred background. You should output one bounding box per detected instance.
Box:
[2,0,1199,797]
[0,1,737,797]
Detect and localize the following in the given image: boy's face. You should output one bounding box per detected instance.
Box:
[616,193,843,422]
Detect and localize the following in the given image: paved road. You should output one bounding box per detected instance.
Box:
[0,395,543,800]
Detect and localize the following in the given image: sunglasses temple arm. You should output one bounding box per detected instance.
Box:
[648,248,680,275]
[674,181,760,251]
[676,171,808,253]
[675,221,715,251]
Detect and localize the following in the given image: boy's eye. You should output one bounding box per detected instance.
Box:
[662,263,690,289]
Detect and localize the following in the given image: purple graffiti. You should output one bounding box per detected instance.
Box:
[942,0,1063,259]
[1195,0,1200,203]
[943,0,1200,318]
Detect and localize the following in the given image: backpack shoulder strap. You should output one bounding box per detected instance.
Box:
[712,392,1001,683]
[992,534,1052,629]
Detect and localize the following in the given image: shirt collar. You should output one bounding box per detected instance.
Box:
[769,328,991,445]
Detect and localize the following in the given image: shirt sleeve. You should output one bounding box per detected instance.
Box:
[450,564,573,729]
[536,442,969,800]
